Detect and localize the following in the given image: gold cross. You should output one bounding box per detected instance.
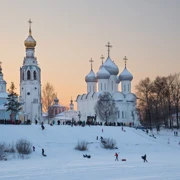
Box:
[105,42,112,57]
[89,58,94,70]
[28,19,32,35]
[123,56,128,67]
[100,55,104,64]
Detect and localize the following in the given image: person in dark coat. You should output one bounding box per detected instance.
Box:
[42,149,45,156]
[33,146,35,152]
[141,154,148,162]
[41,124,45,130]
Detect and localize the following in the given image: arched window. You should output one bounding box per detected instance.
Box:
[27,70,30,80]
[33,71,37,80]
[118,111,120,118]
[22,72,24,80]
[124,84,126,91]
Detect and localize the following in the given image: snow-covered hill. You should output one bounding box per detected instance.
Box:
[0,125,180,180]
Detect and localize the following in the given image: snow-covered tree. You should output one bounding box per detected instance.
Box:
[94,92,118,122]
[4,82,22,121]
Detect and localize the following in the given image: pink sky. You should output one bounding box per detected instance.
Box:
[0,0,179,108]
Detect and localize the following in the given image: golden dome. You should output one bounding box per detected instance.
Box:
[24,19,36,48]
[24,33,36,48]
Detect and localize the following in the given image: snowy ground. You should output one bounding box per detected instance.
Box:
[0,125,180,180]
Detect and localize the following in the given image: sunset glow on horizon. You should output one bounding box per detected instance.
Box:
[0,0,180,109]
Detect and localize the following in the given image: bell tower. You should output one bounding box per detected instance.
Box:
[20,19,42,123]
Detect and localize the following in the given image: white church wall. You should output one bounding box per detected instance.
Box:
[121,80,131,94]
[108,75,116,93]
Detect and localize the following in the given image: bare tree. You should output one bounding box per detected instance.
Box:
[42,82,57,112]
[136,77,153,128]
[136,74,179,129]
[94,92,118,122]
[172,73,180,129]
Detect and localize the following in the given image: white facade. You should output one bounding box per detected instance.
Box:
[76,46,138,125]
[20,22,42,123]
[0,64,10,119]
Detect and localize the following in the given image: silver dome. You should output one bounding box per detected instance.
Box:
[97,66,110,79]
[103,57,119,75]
[85,70,97,82]
[119,67,133,81]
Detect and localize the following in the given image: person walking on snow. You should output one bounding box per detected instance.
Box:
[115,152,119,161]
[141,154,148,162]
[102,128,104,133]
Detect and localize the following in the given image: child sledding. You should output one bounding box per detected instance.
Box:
[83,154,91,158]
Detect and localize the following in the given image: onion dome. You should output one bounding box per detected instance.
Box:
[85,70,97,82]
[103,57,119,75]
[116,76,120,84]
[54,97,59,105]
[0,63,6,85]
[97,66,110,79]
[24,19,36,49]
[119,67,133,81]
[24,35,36,49]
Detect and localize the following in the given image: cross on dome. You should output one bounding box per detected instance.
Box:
[123,56,128,68]
[0,61,2,73]
[89,58,94,70]
[70,97,73,103]
[105,42,112,57]
[28,19,32,35]
[0,62,2,73]
[100,55,104,65]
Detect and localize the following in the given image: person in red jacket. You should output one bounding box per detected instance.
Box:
[115,152,118,161]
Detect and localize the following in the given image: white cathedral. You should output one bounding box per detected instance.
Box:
[76,42,138,125]
[19,20,42,122]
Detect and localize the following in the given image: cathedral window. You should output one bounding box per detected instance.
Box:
[33,71,37,80]
[27,70,31,80]
[128,84,129,91]
[101,83,102,91]
[112,81,113,90]
[90,86,91,92]
[22,72,24,80]
[104,83,106,90]
[118,111,120,118]
[122,111,124,119]
[124,84,126,91]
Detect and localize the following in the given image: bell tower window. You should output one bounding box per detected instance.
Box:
[33,71,37,80]
[27,70,31,80]
[22,72,24,80]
